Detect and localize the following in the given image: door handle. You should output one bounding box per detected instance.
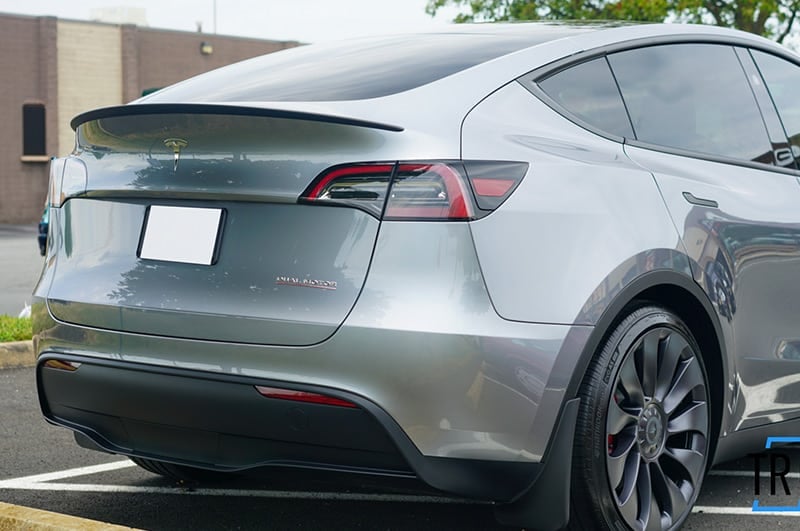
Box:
[682,192,718,208]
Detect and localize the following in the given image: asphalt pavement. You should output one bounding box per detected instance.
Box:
[0,224,43,317]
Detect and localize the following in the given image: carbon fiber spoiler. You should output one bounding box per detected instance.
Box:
[71,103,404,132]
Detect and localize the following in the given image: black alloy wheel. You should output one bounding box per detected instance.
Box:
[571,305,710,531]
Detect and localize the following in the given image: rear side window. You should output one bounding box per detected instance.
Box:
[609,44,773,164]
[538,57,634,138]
[751,50,800,169]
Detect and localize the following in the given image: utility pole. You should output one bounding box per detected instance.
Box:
[213,0,217,34]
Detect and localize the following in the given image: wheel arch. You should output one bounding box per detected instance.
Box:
[567,269,729,465]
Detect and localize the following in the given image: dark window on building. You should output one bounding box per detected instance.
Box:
[23,103,46,156]
[751,49,800,169]
[608,44,772,164]
[537,57,634,138]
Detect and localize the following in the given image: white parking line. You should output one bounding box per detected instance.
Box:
[0,460,135,486]
[0,460,474,504]
[2,461,799,514]
[710,469,800,479]
[693,505,800,516]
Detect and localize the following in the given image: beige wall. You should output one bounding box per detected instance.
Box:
[57,21,122,156]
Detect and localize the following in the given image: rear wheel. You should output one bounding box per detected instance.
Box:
[130,457,235,483]
[570,305,710,530]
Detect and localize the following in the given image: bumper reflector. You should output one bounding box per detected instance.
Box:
[255,385,358,408]
[43,359,82,371]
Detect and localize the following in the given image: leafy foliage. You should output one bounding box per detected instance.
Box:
[675,1,800,42]
[0,316,33,343]
[426,0,800,42]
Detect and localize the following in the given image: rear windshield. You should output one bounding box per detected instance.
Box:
[143,28,584,103]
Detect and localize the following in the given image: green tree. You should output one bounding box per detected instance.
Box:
[676,1,800,42]
[426,0,800,43]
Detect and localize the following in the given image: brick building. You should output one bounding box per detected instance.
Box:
[0,13,298,223]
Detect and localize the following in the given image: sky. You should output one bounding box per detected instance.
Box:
[0,1,461,43]
[1,1,797,48]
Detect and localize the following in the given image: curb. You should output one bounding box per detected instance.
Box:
[0,501,138,530]
[0,340,35,369]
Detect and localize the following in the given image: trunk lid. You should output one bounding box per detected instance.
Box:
[47,109,398,345]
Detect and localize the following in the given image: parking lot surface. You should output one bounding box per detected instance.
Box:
[4,366,800,529]
[0,224,43,317]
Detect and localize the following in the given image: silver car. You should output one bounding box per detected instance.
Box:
[34,22,800,530]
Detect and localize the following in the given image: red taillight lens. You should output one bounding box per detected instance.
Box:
[463,161,528,211]
[307,164,394,200]
[255,385,359,409]
[301,160,528,220]
[471,178,516,197]
[300,164,393,217]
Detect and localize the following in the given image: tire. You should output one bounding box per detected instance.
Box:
[569,305,710,531]
[130,457,235,483]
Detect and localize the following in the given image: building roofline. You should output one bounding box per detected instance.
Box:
[0,11,299,46]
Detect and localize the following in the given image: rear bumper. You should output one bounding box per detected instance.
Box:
[34,218,594,466]
[37,353,540,501]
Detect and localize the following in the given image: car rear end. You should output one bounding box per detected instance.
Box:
[32,26,597,522]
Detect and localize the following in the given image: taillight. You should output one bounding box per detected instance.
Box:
[385,163,472,220]
[303,164,394,217]
[48,156,88,208]
[463,161,528,211]
[300,160,528,220]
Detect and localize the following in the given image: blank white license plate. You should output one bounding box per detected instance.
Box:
[139,205,224,265]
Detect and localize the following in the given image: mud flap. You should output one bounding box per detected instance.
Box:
[494,398,579,530]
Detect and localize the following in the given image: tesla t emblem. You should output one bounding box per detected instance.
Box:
[163,138,188,172]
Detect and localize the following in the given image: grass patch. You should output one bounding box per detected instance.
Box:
[0,315,33,342]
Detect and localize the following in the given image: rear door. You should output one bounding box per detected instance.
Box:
[611,42,800,430]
